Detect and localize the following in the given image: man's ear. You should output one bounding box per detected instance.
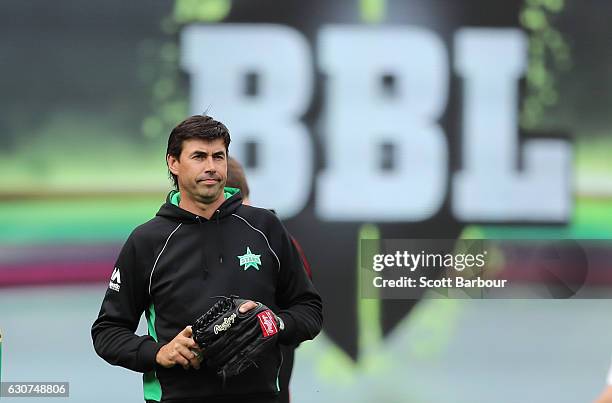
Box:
[167,154,180,176]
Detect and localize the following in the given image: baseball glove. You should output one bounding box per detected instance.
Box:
[192,296,281,378]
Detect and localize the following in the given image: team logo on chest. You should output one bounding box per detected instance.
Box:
[237,247,262,271]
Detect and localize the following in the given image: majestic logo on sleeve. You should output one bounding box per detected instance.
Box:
[109,267,121,292]
[237,247,262,271]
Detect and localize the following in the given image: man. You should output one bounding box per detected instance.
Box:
[92,115,323,403]
[226,157,312,403]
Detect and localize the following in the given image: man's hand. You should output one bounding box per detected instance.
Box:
[238,300,257,313]
[239,300,284,330]
[191,296,281,377]
[156,326,202,370]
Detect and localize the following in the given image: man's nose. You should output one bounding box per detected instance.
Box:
[203,156,216,172]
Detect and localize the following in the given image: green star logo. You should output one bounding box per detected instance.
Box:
[237,247,262,271]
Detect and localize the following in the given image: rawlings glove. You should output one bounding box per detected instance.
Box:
[192,296,282,378]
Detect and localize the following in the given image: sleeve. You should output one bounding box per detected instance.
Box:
[273,220,323,346]
[91,232,164,373]
[291,236,313,280]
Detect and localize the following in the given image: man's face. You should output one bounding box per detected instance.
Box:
[167,138,228,204]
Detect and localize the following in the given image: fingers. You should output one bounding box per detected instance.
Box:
[173,350,191,370]
[175,333,200,369]
[157,327,202,370]
[177,328,198,349]
[181,335,198,349]
[188,349,202,370]
[239,300,258,313]
[156,344,190,369]
[181,325,193,338]
[175,344,200,370]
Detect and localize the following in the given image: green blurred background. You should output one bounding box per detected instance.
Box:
[1,1,611,402]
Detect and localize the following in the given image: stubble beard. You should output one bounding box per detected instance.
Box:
[195,181,224,204]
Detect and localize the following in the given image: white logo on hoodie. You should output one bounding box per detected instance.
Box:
[109,267,121,292]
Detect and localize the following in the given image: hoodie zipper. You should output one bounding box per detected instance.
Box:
[199,210,224,280]
[216,209,224,264]
[196,215,209,280]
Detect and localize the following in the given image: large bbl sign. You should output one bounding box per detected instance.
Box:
[178,0,571,358]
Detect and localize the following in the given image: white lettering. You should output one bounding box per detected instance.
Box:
[453,28,571,221]
[317,26,448,221]
[182,25,313,218]
[213,313,237,334]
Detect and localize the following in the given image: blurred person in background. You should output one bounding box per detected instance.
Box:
[594,360,612,403]
[226,156,313,403]
[91,115,322,403]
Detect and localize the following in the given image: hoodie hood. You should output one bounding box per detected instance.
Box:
[156,187,243,223]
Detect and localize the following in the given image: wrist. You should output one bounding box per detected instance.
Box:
[276,312,296,344]
[138,339,166,371]
[155,346,164,365]
[276,315,285,332]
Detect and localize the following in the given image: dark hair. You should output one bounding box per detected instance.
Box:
[226,157,250,198]
[166,115,231,189]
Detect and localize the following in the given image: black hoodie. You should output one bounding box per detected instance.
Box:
[91,188,323,402]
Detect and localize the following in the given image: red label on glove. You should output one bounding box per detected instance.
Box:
[257,310,279,338]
